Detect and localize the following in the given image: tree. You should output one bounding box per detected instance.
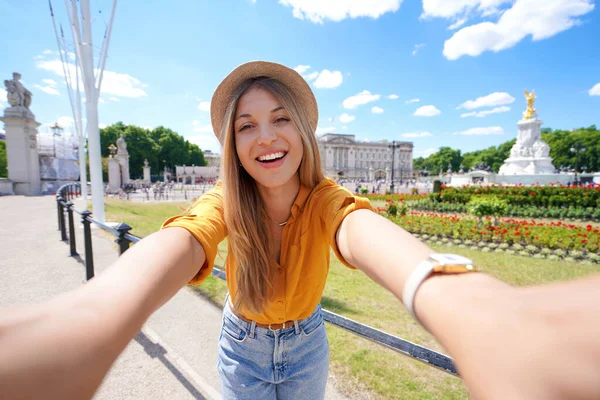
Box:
[98,122,208,181]
[0,141,7,178]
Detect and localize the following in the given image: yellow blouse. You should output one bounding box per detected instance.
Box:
[161,177,372,324]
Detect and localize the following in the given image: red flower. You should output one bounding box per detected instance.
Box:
[515,231,521,236]
[582,239,587,244]
[586,225,592,232]
[530,191,536,196]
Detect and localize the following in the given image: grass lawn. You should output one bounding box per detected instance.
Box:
[104,198,599,400]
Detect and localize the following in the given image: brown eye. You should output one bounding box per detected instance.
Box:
[274,117,290,124]
[238,124,252,132]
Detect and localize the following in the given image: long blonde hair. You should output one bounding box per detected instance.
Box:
[219,77,324,313]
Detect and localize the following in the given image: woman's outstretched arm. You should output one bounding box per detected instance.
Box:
[336,209,600,400]
[0,227,205,400]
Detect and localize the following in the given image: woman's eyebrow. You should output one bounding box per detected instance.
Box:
[236,106,285,121]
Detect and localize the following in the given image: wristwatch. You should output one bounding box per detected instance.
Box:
[402,253,479,323]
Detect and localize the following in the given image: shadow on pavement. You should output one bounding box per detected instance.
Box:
[135,331,208,400]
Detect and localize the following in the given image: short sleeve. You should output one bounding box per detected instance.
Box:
[161,183,227,285]
[317,182,372,269]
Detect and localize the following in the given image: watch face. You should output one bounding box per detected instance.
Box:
[431,253,473,265]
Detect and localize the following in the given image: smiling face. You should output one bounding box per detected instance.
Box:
[234,86,304,190]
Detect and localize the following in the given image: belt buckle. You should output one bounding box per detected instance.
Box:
[268,322,285,331]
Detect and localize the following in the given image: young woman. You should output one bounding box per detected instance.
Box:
[1,62,599,400]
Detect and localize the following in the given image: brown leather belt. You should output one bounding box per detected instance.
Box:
[231,307,296,331]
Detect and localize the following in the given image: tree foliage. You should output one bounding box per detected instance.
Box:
[0,140,7,178]
[413,126,599,174]
[99,122,206,179]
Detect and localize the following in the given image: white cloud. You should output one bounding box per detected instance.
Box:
[371,106,384,114]
[339,113,355,123]
[42,78,57,87]
[98,98,106,104]
[461,106,510,117]
[305,71,319,81]
[313,70,343,89]
[413,105,441,117]
[294,65,311,74]
[33,84,60,96]
[42,49,54,55]
[343,90,381,109]
[316,126,337,135]
[414,147,438,157]
[51,116,74,128]
[143,126,153,130]
[457,92,515,109]
[279,0,402,23]
[405,98,420,104]
[440,0,595,60]
[589,83,600,96]
[387,94,399,100]
[402,131,433,138]
[412,43,425,56]
[109,97,120,102]
[0,127,5,134]
[454,126,504,135]
[186,133,221,152]
[99,123,107,129]
[192,121,213,133]
[198,101,211,112]
[36,58,148,98]
[0,88,6,107]
[421,0,510,19]
[448,18,467,30]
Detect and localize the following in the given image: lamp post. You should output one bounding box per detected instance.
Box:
[50,122,63,158]
[570,144,586,185]
[388,141,401,193]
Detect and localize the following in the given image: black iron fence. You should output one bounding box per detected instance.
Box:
[56,183,459,377]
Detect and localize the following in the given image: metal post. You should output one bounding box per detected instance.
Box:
[58,197,67,241]
[81,210,95,280]
[65,201,78,256]
[56,195,62,231]
[115,222,132,255]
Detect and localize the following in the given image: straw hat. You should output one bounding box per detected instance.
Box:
[210,61,318,142]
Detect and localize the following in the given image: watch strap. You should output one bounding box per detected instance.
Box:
[402,257,437,323]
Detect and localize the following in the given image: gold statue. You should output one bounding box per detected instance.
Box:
[108,143,117,158]
[523,89,536,120]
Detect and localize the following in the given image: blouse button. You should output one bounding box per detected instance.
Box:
[278,268,284,274]
[277,301,284,306]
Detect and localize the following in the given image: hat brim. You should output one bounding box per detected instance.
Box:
[210,61,318,143]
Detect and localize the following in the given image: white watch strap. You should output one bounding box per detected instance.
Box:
[402,257,436,323]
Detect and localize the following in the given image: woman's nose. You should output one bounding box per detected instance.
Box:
[257,124,277,146]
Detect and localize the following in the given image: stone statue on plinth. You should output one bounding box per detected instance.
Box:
[1,72,41,195]
[117,134,128,154]
[4,73,32,109]
[498,90,555,175]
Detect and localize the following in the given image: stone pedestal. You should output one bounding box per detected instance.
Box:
[0,107,41,195]
[108,157,121,192]
[499,117,556,175]
[143,165,151,183]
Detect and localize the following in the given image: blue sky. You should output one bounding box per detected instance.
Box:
[1,0,599,158]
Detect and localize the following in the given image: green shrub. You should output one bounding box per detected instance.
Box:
[466,195,508,224]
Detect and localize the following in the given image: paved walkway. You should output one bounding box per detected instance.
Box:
[0,195,349,400]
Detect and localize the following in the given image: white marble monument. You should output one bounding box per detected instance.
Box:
[116,134,130,185]
[498,90,556,176]
[0,73,41,195]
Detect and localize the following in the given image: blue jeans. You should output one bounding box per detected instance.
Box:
[218,299,329,399]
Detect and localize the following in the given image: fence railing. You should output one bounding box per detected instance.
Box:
[55,183,459,377]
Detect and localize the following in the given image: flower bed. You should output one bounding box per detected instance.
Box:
[409,199,600,221]
[437,184,600,209]
[358,193,428,202]
[380,210,600,262]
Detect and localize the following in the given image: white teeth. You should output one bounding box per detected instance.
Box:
[258,152,285,161]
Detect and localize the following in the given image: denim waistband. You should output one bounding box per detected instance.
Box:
[222,295,323,335]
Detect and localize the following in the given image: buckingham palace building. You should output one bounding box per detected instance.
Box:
[317,133,414,181]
